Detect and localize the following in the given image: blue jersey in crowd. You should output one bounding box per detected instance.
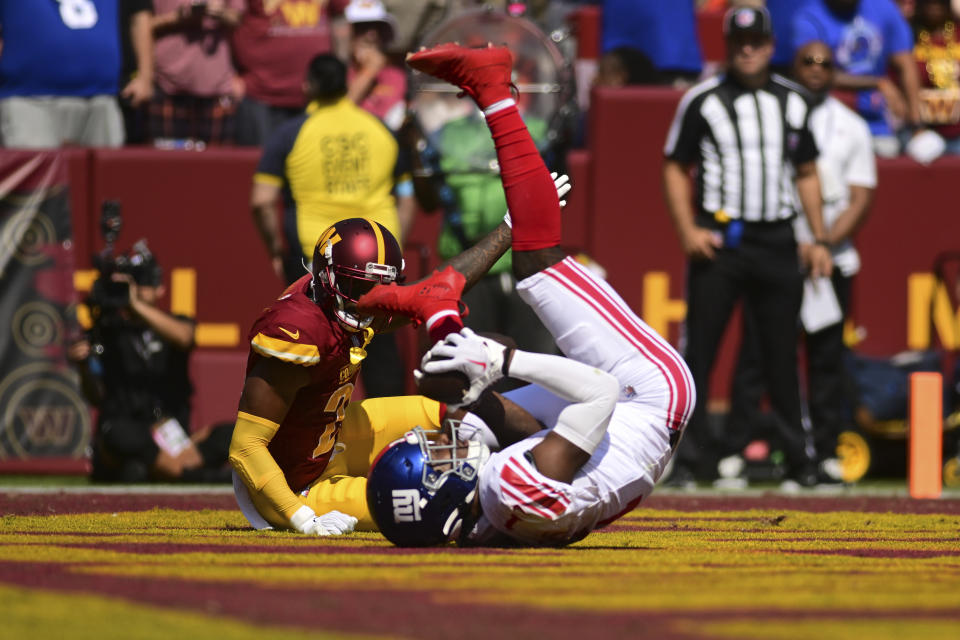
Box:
[767,0,812,67]
[792,0,913,135]
[0,0,120,98]
[601,0,703,75]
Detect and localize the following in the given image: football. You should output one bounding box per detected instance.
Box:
[416,370,470,405]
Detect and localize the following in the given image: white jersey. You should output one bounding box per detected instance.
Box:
[793,96,876,277]
[464,257,695,546]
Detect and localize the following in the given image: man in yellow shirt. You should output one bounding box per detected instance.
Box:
[251,53,414,284]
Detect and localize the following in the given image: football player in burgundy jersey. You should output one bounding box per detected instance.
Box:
[229,212,525,535]
[362,44,694,547]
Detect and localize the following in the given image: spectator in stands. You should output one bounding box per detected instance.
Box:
[910,0,960,154]
[793,0,922,157]
[345,0,406,132]
[0,0,125,148]
[250,54,413,397]
[69,241,232,483]
[232,0,350,147]
[601,0,704,86]
[726,40,876,486]
[381,1,505,55]
[522,0,580,62]
[662,6,833,488]
[595,46,661,87]
[765,0,810,74]
[573,46,659,147]
[119,1,156,145]
[149,0,244,146]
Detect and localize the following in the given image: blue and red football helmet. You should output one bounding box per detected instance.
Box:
[367,423,490,547]
[312,218,404,330]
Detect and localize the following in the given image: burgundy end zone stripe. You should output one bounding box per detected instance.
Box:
[546,258,693,431]
[500,457,569,518]
[595,495,643,529]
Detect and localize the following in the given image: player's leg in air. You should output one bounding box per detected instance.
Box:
[358,43,564,333]
[398,43,693,479]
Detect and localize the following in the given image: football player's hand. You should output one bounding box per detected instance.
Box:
[504,172,571,227]
[290,505,358,536]
[421,328,511,405]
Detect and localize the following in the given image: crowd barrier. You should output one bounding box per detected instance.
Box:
[3,87,958,470]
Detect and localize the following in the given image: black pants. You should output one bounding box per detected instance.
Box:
[727,269,853,462]
[676,220,811,479]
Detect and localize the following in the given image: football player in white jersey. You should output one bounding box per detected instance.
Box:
[360,42,695,547]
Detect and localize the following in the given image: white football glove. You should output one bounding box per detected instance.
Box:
[290,505,358,536]
[421,328,511,406]
[504,172,571,227]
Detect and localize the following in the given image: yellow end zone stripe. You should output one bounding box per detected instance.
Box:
[195,323,240,347]
[171,268,195,317]
[251,333,320,365]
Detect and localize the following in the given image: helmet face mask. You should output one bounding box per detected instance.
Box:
[311,218,404,330]
[367,421,490,547]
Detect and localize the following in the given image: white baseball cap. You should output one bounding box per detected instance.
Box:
[345,0,397,43]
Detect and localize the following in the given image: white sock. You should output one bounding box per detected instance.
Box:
[483,98,516,116]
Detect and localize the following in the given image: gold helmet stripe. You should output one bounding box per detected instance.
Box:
[363,217,385,263]
[315,226,342,256]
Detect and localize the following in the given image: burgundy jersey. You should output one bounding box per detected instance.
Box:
[246,275,362,492]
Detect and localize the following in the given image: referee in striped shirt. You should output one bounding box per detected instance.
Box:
[662,6,833,487]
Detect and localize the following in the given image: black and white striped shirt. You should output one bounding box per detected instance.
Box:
[664,74,818,222]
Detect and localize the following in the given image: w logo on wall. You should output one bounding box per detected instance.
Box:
[0,152,89,463]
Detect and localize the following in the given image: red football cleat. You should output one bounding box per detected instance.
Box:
[406,42,514,109]
[357,265,467,327]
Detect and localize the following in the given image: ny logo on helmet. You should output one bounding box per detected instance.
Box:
[392,489,422,522]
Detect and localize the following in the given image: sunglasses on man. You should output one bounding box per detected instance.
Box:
[802,55,834,69]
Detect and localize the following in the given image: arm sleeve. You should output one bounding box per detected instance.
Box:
[254,119,303,186]
[228,411,305,525]
[664,91,705,165]
[506,350,620,455]
[794,108,820,166]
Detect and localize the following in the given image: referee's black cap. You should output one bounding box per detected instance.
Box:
[723,6,773,39]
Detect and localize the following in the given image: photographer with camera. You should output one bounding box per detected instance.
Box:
[69,203,231,483]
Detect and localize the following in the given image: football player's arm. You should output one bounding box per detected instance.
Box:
[423,331,620,484]
[230,358,314,529]
[458,391,547,449]
[443,221,512,291]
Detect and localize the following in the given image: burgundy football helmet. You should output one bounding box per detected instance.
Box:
[312,218,404,329]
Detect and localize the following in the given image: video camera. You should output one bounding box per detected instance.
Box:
[88,201,162,311]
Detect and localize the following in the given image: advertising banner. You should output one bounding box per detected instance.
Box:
[0,152,89,464]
